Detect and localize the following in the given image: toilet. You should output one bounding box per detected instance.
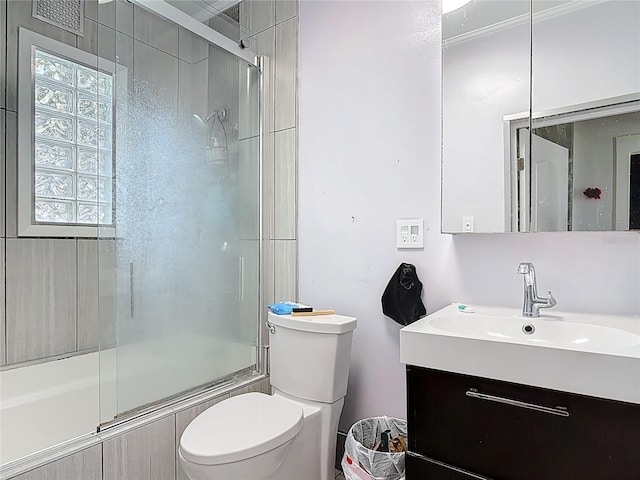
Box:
[179,311,357,480]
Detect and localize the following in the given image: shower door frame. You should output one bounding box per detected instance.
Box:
[99,0,270,426]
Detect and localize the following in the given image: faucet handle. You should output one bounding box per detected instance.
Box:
[517,262,532,274]
[546,291,557,307]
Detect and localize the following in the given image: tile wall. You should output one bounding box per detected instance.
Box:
[240,0,299,340]
[0,0,299,366]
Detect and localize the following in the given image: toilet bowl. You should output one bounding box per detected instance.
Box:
[179,312,357,480]
[179,392,304,480]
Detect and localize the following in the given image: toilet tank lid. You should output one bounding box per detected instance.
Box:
[268,311,357,334]
[179,392,303,466]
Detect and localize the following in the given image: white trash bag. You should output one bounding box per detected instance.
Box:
[341,416,407,480]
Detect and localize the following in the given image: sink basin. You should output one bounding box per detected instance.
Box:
[429,313,640,356]
[400,304,640,404]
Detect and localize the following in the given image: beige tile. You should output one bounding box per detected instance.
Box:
[274,240,297,301]
[178,59,192,120]
[274,17,297,131]
[114,0,134,36]
[85,0,133,37]
[238,137,260,240]
[1,111,5,236]
[230,377,271,396]
[103,415,176,480]
[0,0,6,110]
[77,19,116,62]
[175,394,229,480]
[208,12,242,44]
[133,4,178,57]
[4,110,16,237]
[133,39,179,114]
[6,238,78,364]
[115,30,134,79]
[8,445,102,480]
[5,0,78,112]
[78,239,117,350]
[0,238,4,366]
[262,132,275,240]
[253,27,275,134]
[276,0,297,24]
[178,27,208,64]
[191,59,209,120]
[77,239,99,351]
[263,239,276,332]
[240,0,275,35]
[207,43,241,138]
[85,0,112,26]
[177,57,207,122]
[274,128,296,239]
[98,240,117,348]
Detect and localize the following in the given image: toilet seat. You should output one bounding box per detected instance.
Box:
[180,392,304,466]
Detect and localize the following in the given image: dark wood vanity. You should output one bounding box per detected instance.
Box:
[406,366,640,480]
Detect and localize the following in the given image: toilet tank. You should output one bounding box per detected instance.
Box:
[267,312,357,404]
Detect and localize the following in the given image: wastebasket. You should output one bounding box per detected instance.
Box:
[341,416,407,480]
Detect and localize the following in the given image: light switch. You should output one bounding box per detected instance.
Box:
[397,219,424,249]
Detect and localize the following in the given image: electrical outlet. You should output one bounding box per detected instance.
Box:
[400,225,409,243]
[462,216,474,233]
[397,219,424,249]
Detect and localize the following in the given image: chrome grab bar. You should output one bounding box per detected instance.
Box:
[466,388,569,417]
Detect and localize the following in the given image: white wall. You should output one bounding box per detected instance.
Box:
[298,0,640,431]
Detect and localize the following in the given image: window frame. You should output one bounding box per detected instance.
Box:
[18,27,119,237]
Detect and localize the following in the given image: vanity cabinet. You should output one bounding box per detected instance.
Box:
[406,366,640,480]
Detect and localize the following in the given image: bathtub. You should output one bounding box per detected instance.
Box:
[0,334,256,466]
[0,352,101,465]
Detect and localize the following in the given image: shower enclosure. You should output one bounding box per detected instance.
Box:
[1,0,267,470]
[97,0,264,424]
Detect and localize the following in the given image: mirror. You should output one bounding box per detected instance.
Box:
[441,0,640,233]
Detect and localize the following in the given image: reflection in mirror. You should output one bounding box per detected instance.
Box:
[442,0,640,233]
[506,96,640,232]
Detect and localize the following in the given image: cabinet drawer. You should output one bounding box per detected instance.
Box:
[407,366,640,480]
[407,452,490,480]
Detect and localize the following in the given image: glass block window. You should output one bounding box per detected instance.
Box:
[33,48,113,226]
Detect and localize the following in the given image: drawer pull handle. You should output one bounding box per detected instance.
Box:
[466,389,569,417]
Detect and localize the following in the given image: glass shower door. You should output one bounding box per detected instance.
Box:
[98,8,261,422]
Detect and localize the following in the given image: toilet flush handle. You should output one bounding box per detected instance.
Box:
[265,321,276,334]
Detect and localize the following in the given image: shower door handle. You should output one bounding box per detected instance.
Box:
[238,256,245,302]
[129,261,135,317]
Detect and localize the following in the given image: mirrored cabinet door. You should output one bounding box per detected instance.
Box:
[441,0,531,233]
[528,0,640,232]
[441,0,640,233]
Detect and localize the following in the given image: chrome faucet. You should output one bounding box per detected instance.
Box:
[517,262,557,318]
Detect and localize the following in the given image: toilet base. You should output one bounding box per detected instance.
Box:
[271,389,344,480]
[179,437,295,480]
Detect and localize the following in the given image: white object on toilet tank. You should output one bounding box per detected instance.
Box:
[267,312,357,404]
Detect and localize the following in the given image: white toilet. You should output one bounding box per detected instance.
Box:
[179,311,357,480]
